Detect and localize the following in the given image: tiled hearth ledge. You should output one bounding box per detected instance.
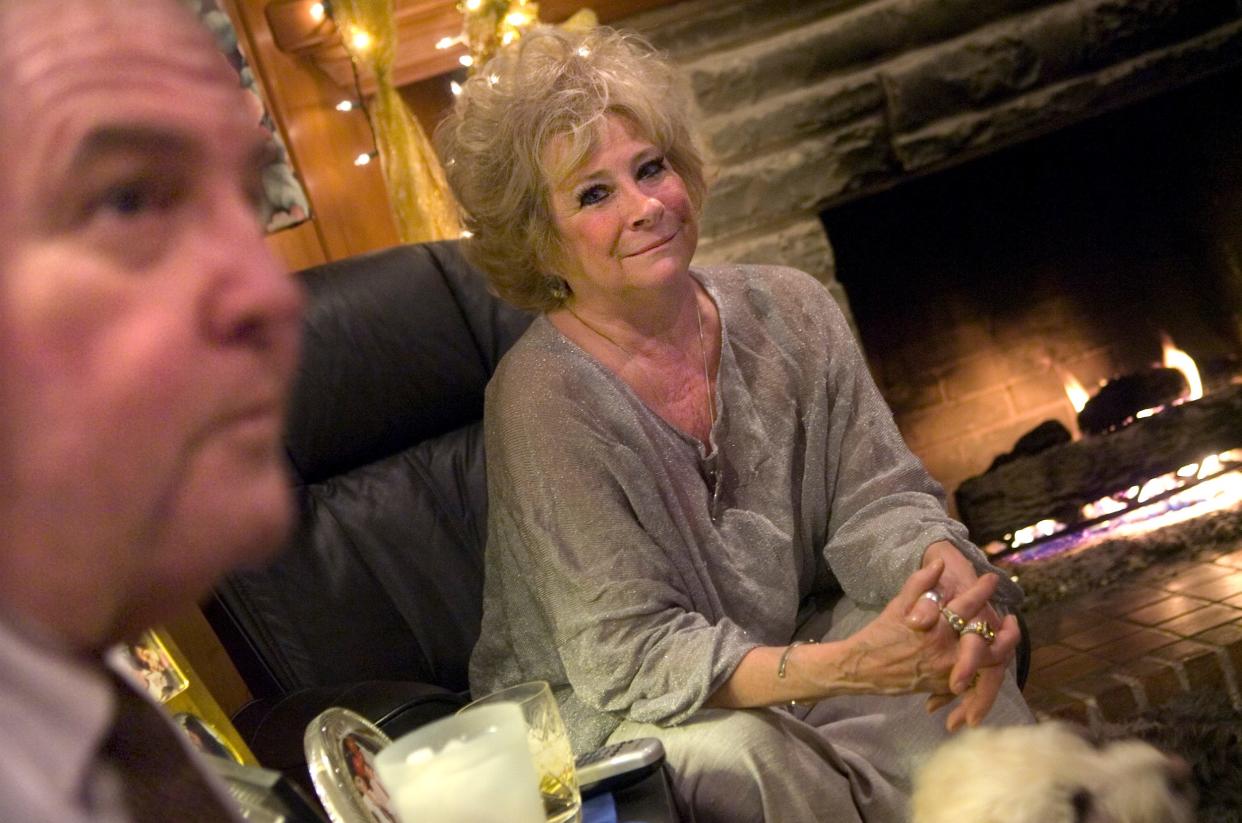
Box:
[1013,506,1242,727]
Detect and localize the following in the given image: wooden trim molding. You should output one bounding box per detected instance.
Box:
[266,0,681,90]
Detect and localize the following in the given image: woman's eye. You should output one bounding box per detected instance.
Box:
[578,184,609,207]
[638,158,667,179]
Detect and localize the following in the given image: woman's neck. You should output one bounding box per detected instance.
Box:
[548,272,720,447]
[552,275,701,361]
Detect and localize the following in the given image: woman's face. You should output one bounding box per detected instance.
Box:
[546,114,698,307]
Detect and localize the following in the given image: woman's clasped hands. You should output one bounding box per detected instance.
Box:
[842,547,1021,732]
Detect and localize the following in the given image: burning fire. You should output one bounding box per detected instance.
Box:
[994,337,1232,557]
[1161,333,1203,402]
[1060,333,1203,421]
[999,449,1242,552]
[1062,372,1091,414]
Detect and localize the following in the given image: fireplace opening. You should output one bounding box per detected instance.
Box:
[820,65,1242,516]
[819,66,1242,600]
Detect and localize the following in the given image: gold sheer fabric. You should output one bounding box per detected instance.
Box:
[334,0,460,243]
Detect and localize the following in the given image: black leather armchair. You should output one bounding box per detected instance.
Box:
[207,239,1025,812]
[208,240,532,774]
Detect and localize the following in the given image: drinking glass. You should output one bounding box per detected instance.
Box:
[460,681,583,823]
[374,702,546,823]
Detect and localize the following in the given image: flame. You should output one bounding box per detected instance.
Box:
[1161,334,1203,401]
[1004,449,1242,550]
[1062,372,1091,413]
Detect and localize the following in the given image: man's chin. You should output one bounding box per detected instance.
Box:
[132,480,295,620]
[113,523,290,644]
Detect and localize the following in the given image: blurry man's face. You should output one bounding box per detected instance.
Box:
[0,0,303,645]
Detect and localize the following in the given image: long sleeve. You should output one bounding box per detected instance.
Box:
[486,382,759,712]
[766,267,1021,610]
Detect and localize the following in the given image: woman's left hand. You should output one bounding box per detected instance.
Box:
[906,540,1020,731]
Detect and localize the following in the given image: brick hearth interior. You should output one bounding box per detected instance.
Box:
[823,67,1242,515]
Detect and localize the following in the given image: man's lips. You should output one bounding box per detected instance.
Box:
[214,399,285,444]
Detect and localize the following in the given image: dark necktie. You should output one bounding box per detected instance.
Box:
[102,671,240,822]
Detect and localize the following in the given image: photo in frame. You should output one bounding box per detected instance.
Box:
[305,708,400,823]
[174,712,245,763]
[107,628,259,766]
[118,630,189,703]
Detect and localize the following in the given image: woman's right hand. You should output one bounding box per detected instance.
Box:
[831,560,1016,706]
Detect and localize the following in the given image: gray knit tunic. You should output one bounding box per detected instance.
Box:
[470,263,1019,754]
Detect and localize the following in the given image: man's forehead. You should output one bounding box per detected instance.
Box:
[0,0,256,176]
[1,0,215,65]
[0,0,236,107]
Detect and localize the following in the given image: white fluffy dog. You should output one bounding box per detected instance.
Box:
[911,722,1196,823]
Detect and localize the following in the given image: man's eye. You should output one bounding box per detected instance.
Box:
[578,184,608,207]
[104,184,148,215]
[96,179,176,218]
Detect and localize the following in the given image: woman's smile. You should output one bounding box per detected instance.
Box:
[625,229,679,257]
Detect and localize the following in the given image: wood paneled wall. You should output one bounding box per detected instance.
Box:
[226,0,402,273]
[227,0,680,273]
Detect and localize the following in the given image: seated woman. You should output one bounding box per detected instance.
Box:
[436,26,1033,822]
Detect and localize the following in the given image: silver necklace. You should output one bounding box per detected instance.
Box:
[566,296,715,435]
[694,296,716,432]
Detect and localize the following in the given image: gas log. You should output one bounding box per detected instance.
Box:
[1077,367,1189,435]
[955,383,1242,545]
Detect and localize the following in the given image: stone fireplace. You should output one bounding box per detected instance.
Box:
[823,66,1242,519]
[620,0,1242,524]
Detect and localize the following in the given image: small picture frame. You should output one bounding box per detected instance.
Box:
[304,708,400,823]
[173,712,244,763]
[117,630,189,703]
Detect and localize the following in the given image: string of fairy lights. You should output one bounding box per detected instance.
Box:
[308,0,540,167]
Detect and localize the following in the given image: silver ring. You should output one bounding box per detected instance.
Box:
[961,619,996,644]
[920,590,942,606]
[940,606,967,633]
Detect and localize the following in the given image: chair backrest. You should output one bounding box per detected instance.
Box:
[209,240,532,699]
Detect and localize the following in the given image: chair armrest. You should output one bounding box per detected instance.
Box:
[233,680,467,791]
[1015,610,1031,690]
[612,764,681,823]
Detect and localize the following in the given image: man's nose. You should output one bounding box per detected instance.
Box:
[199,189,305,356]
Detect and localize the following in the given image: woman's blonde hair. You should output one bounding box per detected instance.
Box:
[434,26,707,312]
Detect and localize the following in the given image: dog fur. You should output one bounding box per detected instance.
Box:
[910,721,1196,823]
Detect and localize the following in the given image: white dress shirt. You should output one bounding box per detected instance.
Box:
[0,611,241,821]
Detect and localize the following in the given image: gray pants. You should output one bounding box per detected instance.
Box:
[607,600,1035,822]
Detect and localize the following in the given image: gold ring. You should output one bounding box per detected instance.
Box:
[940,606,967,633]
[961,619,996,644]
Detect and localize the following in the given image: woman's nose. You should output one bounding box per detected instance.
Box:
[629,191,664,228]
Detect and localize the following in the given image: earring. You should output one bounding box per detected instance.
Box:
[547,277,569,300]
